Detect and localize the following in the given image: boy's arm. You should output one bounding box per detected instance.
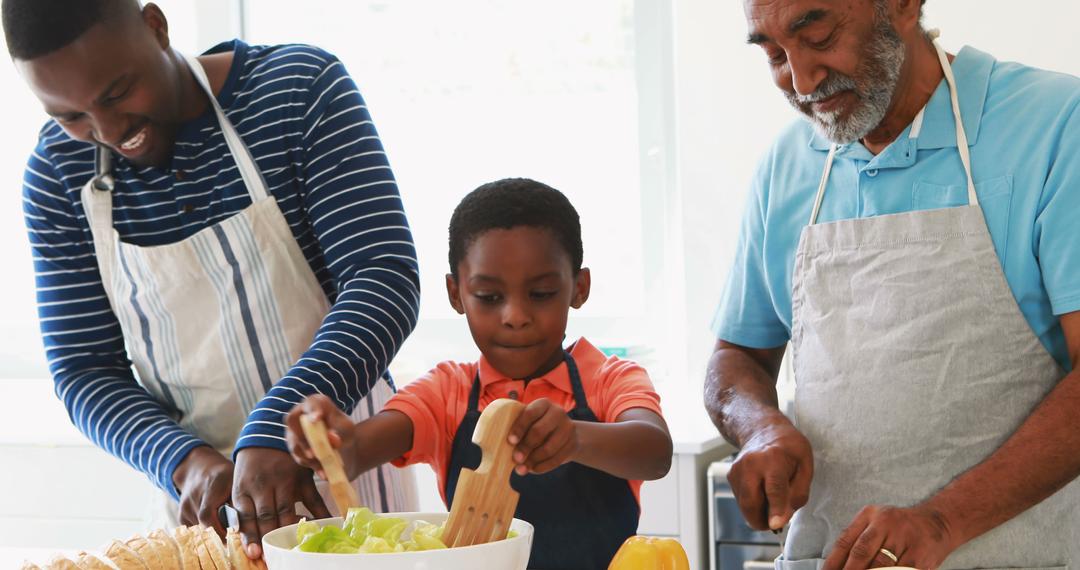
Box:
[509,399,673,482]
[344,410,414,479]
[571,408,672,481]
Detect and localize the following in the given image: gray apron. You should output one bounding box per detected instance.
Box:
[780,35,1079,569]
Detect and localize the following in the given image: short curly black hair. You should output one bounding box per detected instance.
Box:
[2,0,135,60]
[448,178,583,278]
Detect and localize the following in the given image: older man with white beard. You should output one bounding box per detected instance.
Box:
[705,0,1080,569]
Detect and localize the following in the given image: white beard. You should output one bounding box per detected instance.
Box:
[787,7,907,144]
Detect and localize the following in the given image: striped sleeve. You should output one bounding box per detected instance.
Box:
[24,145,206,499]
[234,54,420,453]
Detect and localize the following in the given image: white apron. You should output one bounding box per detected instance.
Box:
[80,53,417,526]
[780,34,1079,569]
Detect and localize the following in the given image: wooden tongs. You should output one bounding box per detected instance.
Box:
[299,414,359,515]
[442,398,525,547]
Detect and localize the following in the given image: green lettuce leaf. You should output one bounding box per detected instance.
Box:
[291,506,515,553]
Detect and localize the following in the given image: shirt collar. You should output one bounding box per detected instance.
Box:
[476,337,607,393]
[172,39,250,148]
[808,45,994,153]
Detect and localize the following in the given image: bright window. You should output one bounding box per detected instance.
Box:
[243,0,647,323]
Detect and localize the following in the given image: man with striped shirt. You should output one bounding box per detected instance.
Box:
[5,0,419,557]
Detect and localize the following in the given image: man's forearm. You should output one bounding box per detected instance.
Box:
[704,343,788,448]
[925,370,1080,545]
[56,366,207,499]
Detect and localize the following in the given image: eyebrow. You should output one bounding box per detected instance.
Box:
[44,74,130,119]
[469,271,562,284]
[747,8,829,44]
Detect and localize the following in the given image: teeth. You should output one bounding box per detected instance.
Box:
[120,128,147,151]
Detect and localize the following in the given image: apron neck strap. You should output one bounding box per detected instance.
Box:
[181,53,269,203]
[809,144,837,226]
[929,30,977,206]
[467,371,483,412]
[561,350,592,414]
[808,30,975,226]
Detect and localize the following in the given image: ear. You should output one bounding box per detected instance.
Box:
[570,268,591,309]
[142,3,171,50]
[891,0,923,37]
[446,273,466,315]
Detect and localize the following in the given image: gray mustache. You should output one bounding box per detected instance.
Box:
[793,73,859,104]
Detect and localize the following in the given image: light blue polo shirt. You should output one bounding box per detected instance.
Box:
[713,46,1080,371]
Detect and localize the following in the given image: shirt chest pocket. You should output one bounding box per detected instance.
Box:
[913,174,1014,263]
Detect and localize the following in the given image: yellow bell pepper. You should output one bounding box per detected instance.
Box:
[608,535,690,570]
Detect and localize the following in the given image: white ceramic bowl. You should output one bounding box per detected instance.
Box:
[262,512,534,570]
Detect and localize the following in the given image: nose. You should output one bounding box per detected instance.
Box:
[786,50,828,97]
[501,299,531,330]
[88,109,129,147]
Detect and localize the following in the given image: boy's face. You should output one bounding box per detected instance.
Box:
[447,226,590,379]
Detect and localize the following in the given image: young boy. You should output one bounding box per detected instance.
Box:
[285,178,673,569]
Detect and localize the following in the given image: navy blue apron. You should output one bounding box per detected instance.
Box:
[445,351,640,570]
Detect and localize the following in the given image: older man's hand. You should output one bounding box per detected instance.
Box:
[823,504,960,570]
[727,422,814,531]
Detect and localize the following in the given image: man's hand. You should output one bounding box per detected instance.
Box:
[824,504,959,570]
[727,421,813,531]
[285,394,362,480]
[507,398,579,476]
[232,447,330,559]
[172,446,233,538]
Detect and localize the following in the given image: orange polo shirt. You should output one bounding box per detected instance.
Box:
[386,337,663,506]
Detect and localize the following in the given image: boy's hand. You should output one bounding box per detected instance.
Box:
[285,394,360,480]
[507,398,579,475]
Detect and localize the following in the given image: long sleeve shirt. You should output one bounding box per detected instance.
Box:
[22,40,419,498]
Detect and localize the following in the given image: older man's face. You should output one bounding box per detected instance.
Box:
[745,0,906,144]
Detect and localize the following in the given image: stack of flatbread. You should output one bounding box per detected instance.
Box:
[20,527,268,570]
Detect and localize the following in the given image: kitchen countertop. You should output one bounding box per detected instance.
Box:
[4,377,734,561]
[656,384,735,456]
[669,417,731,455]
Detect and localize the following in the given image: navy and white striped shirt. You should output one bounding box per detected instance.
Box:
[22,40,419,498]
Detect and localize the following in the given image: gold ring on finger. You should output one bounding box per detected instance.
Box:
[879,548,899,564]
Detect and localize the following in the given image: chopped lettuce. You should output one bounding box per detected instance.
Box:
[296,518,321,543]
[407,521,446,551]
[296,524,361,553]
[293,507,515,553]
